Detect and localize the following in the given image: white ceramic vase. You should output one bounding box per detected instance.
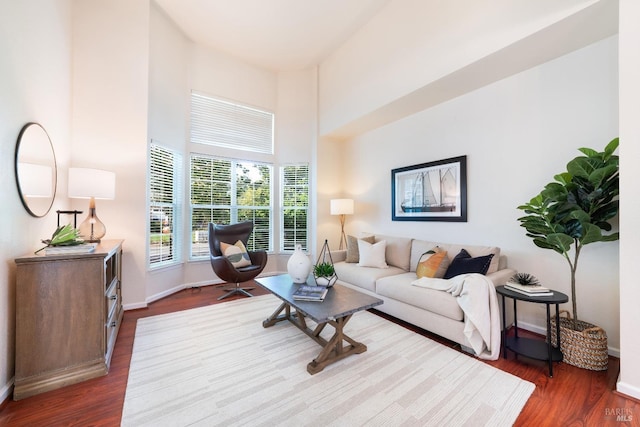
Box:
[287,244,312,283]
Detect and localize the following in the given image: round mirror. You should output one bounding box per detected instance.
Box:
[15,122,57,217]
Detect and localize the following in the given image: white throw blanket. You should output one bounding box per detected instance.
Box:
[411,273,501,360]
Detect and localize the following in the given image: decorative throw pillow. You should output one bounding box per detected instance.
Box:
[220,240,251,268]
[346,235,375,263]
[443,248,494,279]
[357,239,388,268]
[416,247,449,279]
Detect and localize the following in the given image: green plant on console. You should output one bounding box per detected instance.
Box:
[517,138,619,325]
[313,262,335,278]
[35,224,85,254]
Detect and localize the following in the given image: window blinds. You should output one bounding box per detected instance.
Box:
[281,164,309,251]
[190,92,274,155]
[149,144,182,267]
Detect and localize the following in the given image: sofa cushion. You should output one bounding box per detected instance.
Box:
[416,248,449,278]
[376,273,464,321]
[357,240,388,268]
[345,235,376,263]
[375,234,412,271]
[334,261,404,292]
[410,239,501,274]
[443,249,494,279]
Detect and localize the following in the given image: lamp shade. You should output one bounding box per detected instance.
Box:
[330,198,354,215]
[68,168,116,199]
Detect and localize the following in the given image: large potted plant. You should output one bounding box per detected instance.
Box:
[516,138,619,370]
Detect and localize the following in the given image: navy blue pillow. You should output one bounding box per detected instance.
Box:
[443,249,494,279]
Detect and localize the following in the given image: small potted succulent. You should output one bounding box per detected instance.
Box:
[314,239,338,287]
[313,262,337,287]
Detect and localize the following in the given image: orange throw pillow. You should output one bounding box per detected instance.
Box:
[416,248,449,279]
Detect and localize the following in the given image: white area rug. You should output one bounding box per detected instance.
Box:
[122,294,534,426]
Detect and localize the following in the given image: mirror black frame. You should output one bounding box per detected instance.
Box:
[14,122,58,217]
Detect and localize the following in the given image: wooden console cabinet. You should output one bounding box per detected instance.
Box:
[14,240,123,400]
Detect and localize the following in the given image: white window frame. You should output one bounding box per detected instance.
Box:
[280,164,310,252]
[189,154,273,260]
[148,142,182,269]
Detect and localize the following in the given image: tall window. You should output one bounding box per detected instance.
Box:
[148,143,182,268]
[281,164,309,251]
[190,154,272,259]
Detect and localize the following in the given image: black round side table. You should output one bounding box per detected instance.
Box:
[496,285,569,377]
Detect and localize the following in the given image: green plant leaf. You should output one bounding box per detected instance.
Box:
[588,165,617,189]
[546,233,574,253]
[533,238,557,251]
[603,137,619,159]
[600,232,620,242]
[579,223,604,245]
[578,147,599,158]
[554,172,572,185]
[567,157,599,179]
[541,182,567,200]
[566,209,590,222]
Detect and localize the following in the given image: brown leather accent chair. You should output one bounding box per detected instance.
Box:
[208,221,267,300]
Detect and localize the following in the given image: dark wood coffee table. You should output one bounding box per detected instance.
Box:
[255,274,383,374]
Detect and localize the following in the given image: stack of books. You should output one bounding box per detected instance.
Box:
[292,285,329,302]
[504,281,553,297]
[44,243,98,255]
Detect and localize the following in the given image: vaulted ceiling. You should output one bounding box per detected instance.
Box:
[153,0,391,71]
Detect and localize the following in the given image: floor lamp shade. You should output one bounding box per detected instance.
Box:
[330,199,354,216]
[330,199,354,250]
[68,168,116,242]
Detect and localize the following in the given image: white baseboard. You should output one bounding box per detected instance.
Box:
[123,301,148,311]
[616,379,640,401]
[123,271,286,311]
[516,320,621,358]
[1,377,14,405]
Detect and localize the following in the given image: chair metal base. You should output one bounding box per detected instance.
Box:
[217,283,255,300]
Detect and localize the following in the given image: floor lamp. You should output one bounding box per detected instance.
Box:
[330,198,354,250]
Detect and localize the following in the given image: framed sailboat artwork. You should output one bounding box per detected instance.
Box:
[391,155,467,222]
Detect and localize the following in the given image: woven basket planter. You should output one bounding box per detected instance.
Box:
[550,310,608,371]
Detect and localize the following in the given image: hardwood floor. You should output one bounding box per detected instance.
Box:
[0,282,637,426]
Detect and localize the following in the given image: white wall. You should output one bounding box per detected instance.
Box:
[71,0,150,305]
[274,69,318,266]
[617,0,640,401]
[146,2,190,301]
[0,0,72,403]
[339,37,620,349]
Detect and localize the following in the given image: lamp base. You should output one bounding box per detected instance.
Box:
[338,214,347,250]
[78,198,106,243]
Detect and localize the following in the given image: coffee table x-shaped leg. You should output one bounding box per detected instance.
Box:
[263,302,367,374]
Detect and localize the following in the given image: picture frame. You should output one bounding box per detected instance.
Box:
[391,155,467,222]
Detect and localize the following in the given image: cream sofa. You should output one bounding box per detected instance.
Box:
[332,234,516,354]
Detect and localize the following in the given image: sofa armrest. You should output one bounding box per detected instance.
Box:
[486,268,517,287]
[332,249,347,263]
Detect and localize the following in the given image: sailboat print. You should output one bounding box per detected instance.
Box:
[401,166,457,213]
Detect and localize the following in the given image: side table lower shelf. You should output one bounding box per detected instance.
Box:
[505,337,563,363]
[496,285,569,378]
